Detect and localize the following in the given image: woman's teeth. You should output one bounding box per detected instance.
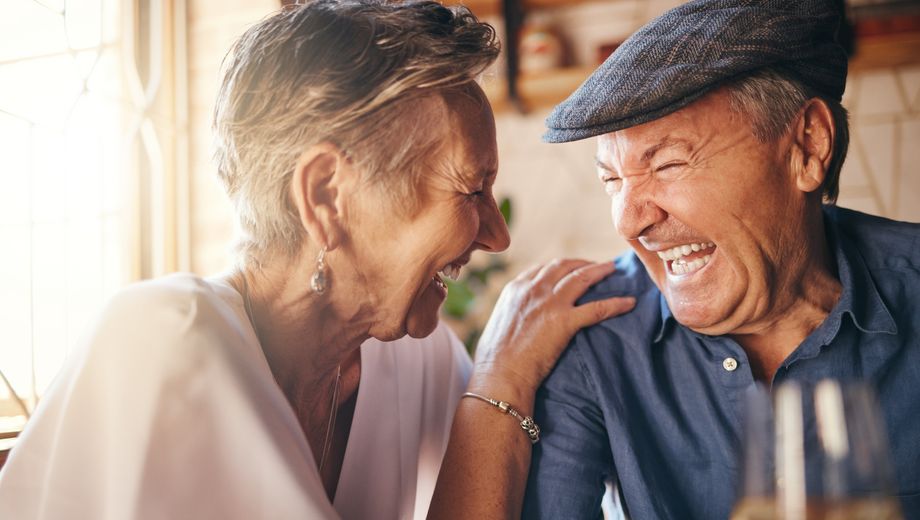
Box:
[432,263,461,291]
[439,264,461,281]
[656,242,715,276]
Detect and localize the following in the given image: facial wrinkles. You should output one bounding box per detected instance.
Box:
[603,143,696,245]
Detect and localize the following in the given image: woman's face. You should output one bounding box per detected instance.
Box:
[349,89,510,340]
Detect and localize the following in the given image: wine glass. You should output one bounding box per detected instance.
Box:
[732,380,903,520]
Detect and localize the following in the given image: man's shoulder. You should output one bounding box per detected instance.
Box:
[832,206,920,269]
[579,250,657,302]
[572,251,663,354]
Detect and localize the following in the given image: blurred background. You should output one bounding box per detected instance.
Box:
[1,0,918,462]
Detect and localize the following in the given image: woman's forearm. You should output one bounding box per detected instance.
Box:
[429,260,634,519]
[428,377,535,520]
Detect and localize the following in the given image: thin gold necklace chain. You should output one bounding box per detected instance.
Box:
[319,364,341,473]
[238,273,342,474]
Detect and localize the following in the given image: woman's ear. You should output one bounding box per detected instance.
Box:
[289,142,351,250]
[791,98,835,194]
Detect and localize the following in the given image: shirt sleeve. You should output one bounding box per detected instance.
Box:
[522,335,614,519]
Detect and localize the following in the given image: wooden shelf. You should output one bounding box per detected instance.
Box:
[481,30,920,112]
[449,0,595,17]
[450,0,500,17]
[850,31,920,70]
[448,1,920,113]
[483,66,593,112]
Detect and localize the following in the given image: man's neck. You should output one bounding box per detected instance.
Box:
[729,300,832,383]
[729,213,842,384]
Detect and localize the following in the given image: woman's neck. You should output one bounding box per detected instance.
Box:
[226,256,370,403]
[225,255,368,499]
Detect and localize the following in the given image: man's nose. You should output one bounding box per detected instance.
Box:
[477,196,511,253]
[613,182,667,240]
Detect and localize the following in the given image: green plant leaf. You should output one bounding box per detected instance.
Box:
[499,197,513,226]
[443,278,475,319]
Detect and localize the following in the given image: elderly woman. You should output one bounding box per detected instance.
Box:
[0,1,633,518]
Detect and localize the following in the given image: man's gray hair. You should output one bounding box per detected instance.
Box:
[212,0,499,260]
[726,68,849,204]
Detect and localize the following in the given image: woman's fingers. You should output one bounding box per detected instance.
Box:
[572,296,636,329]
[512,262,545,283]
[473,258,637,394]
[553,261,617,300]
[533,258,592,287]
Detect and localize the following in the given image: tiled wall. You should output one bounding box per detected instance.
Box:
[838,68,920,220]
[186,1,920,279]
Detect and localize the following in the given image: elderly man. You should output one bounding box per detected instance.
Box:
[522,0,920,518]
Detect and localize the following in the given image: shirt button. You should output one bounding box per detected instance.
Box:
[722,357,738,372]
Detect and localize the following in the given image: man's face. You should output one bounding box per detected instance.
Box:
[595,89,807,335]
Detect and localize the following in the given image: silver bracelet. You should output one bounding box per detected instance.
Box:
[462,392,541,444]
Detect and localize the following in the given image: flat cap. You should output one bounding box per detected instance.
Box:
[544,0,848,143]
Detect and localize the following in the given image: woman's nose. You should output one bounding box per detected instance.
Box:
[477,197,511,253]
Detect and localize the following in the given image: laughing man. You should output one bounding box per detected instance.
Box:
[521,0,920,518]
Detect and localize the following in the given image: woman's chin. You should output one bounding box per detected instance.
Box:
[368,302,441,342]
[398,278,446,338]
[403,308,441,339]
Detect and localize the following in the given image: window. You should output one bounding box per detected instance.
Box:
[0,0,187,443]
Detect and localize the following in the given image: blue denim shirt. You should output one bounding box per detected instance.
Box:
[523,207,920,519]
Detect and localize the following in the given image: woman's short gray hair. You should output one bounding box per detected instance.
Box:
[213,0,499,259]
[725,68,850,204]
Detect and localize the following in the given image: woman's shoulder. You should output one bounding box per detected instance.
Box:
[82,273,249,366]
[106,273,233,318]
[48,272,259,421]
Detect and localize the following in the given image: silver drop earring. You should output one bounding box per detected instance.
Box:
[311,246,329,294]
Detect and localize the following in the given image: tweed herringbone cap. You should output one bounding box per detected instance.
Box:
[543,0,848,143]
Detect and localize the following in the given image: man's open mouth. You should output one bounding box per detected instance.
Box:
[656,242,716,275]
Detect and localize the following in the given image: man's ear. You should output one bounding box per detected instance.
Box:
[790,98,835,194]
[289,142,351,250]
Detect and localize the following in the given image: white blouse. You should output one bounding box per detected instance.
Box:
[0,274,471,519]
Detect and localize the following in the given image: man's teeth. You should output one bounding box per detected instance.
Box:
[656,242,715,261]
[670,254,711,275]
[438,264,461,281]
[655,242,715,276]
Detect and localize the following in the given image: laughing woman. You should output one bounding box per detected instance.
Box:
[0,1,634,518]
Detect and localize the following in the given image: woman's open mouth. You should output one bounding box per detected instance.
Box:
[431,262,463,293]
[657,242,716,276]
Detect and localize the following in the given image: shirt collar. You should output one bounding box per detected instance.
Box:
[652,206,897,344]
[820,206,898,340]
[653,292,673,343]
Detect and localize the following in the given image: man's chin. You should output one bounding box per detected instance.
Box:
[670,306,741,336]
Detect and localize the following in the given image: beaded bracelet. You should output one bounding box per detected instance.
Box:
[462,392,541,444]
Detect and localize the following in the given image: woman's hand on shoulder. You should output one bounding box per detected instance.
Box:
[470,259,635,405]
